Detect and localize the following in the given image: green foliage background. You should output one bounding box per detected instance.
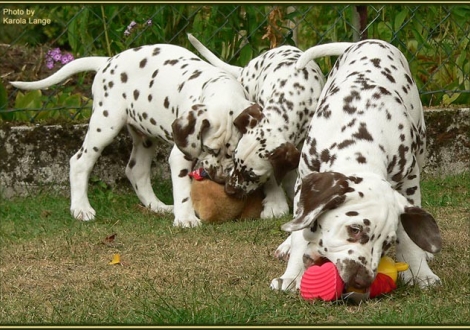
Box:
[1,4,469,122]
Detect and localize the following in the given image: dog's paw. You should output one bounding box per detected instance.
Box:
[71,207,96,221]
[150,203,174,213]
[261,201,289,219]
[173,215,202,228]
[274,239,291,261]
[270,277,299,291]
[401,270,442,289]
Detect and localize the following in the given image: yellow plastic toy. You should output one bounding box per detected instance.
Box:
[377,256,409,283]
[344,256,409,301]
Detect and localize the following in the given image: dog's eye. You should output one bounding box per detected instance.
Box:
[348,224,363,236]
[206,148,220,156]
[244,172,258,182]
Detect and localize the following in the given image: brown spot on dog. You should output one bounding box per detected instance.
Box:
[353,123,373,141]
[234,104,263,134]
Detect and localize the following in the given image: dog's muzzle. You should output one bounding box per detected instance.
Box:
[342,260,374,290]
[203,167,227,185]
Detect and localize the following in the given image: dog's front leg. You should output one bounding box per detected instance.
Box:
[270,230,307,291]
[396,222,441,288]
[169,146,201,227]
[261,176,290,218]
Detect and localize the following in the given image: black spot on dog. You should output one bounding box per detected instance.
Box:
[353,123,373,141]
[165,59,179,66]
[338,139,355,149]
[406,186,418,196]
[189,70,201,80]
[370,58,381,68]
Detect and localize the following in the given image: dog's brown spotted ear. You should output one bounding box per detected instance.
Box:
[281,172,354,232]
[172,105,210,159]
[234,104,263,134]
[401,207,442,253]
[268,142,301,185]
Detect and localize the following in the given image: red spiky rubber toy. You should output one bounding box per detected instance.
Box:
[300,262,344,301]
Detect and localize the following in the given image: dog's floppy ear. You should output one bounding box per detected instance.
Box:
[172,104,210,159]
[281,172,354,232]
[268,142,301,185]
[400,206,442,253]
[234,104,264,134]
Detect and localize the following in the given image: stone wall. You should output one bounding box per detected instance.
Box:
[1,108,468,199]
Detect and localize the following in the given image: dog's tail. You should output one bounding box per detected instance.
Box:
[188,33,242,78]
[10,56,109,90]
[296,42,355,70]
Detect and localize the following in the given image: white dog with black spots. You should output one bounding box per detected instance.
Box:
[188,34,348,218]
[12,44,257,227]
[271,40,442,292]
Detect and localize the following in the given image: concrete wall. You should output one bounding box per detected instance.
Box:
[1,108,469,199]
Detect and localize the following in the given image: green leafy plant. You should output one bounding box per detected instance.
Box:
[2,4,469,124]
[6,88,92,123]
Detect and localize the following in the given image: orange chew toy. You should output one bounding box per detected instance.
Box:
[189,168,264,223]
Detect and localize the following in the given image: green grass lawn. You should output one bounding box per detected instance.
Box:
[0,172,469,326]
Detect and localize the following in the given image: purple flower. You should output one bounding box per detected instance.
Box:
[46,59,55,69]
[47,48,61,57]
[45,48,75,69]
[53,53,62,61]
[61,53,74,64]
[146,19,152,26]
[128,20,137,30]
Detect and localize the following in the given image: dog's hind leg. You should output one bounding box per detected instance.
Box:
[126,125,173,214]
[69,107,126,221]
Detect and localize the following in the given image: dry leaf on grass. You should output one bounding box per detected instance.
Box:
[104,233,117,243]
[109,253,122,265]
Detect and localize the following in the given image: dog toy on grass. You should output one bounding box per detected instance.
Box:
[189,168,264,223]
[300,256,409,302]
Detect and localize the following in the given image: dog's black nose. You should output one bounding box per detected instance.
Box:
[349,269,374,290]
[351,276,370,290]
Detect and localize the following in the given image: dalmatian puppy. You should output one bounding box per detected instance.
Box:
[188,34,349,218]
[11,44,256,227]
[270,40,442,293]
